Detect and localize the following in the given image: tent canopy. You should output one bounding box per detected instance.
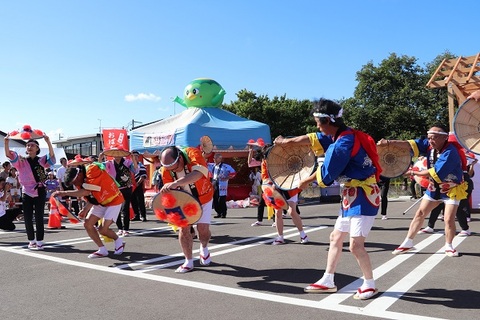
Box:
[130,107,271,154]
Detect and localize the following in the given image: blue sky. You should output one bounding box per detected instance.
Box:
[1,0,480,146]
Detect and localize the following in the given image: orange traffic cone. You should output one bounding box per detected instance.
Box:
[47,197,64,229]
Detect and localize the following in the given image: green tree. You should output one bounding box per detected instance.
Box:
[342,53,454,141]
[223,90,313,139]
[223,52,456,142]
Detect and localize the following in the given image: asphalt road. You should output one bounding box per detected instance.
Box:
[0,196,479,320]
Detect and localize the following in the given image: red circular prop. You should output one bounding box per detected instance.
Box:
[412,158,429,189]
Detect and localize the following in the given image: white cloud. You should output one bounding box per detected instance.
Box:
[124,93,161,102]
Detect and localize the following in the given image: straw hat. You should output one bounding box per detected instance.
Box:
[247,138,266,147]
[454,98,480,154]
[376,144,411,178]
[200,135,213,154]
[103,146,131,157]
[266,144,315,190]
[67,155,92,167]
[142,150,161,158]
[151,190,202,227]
[8,124,44,140]
[261,184,289,210]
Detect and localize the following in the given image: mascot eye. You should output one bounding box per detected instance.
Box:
[192,88,200,95]
[185,89,190,95]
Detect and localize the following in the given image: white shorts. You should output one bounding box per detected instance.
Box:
[287,194,298,203]
[196,199,213,224]
[88,204,122,221]
[423,193,460,206]
[334,215,376,237]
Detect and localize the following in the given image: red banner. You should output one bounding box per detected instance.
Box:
[102,129,129,151]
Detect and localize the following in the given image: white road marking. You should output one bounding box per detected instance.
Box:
[363,235,466,313]
[317,233,444,306]
[0,224,466,320]
[134,225,328,272]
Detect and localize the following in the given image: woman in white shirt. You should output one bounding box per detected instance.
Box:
[6,167,21,202]
[0,177,21,230]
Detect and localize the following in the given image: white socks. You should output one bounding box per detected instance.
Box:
[445,243,454,251]
[200,245,209,257]
[361,278,376,290]
[97,246,108,255]
[183,258,194,268]
[316,273,335,286]
[114,237,123,247]
[400,238,413,248]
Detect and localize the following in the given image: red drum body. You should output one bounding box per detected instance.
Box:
[412,158,429,189]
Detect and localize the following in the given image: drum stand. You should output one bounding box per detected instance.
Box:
[403,196,423,215]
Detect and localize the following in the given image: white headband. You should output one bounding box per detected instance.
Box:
[427,130,448,136]
[313,108,343,123]
[161,153,180,168]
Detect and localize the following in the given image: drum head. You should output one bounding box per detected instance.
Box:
[454,98,480,154]
[376,144,411,178]
[266,144,315,190]
[412,158,429,189]
[200,135,213,154]
[261,184,289,210]
[151,190,202,227]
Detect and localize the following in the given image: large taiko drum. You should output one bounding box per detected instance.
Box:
[412,157,429,189]
[376,144,411,178]
[152,190,202,227]
[453,98,480,154]
[266,144,315,190]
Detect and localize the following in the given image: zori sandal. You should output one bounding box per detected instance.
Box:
[304,283,337,293]
[353,288,379,300]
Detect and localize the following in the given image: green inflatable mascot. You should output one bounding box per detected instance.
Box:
[173,78,226,108]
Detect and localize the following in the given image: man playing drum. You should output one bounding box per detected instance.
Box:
[378,123,467,257]
[275,98,381,300]
[160,146,214,273]
[53,163,126,259]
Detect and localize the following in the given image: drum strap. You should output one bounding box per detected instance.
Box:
[431,149,441,199]
[338,129,382,182]
[172,154,200,200]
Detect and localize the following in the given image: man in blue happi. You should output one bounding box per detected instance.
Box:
[379,123,467,257]
[274,98,381,300]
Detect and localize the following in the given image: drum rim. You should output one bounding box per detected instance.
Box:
[453,98,480,155]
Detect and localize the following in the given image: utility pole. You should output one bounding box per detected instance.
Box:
[131,119,143,130]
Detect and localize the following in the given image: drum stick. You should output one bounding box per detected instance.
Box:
[403,196,423,215]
